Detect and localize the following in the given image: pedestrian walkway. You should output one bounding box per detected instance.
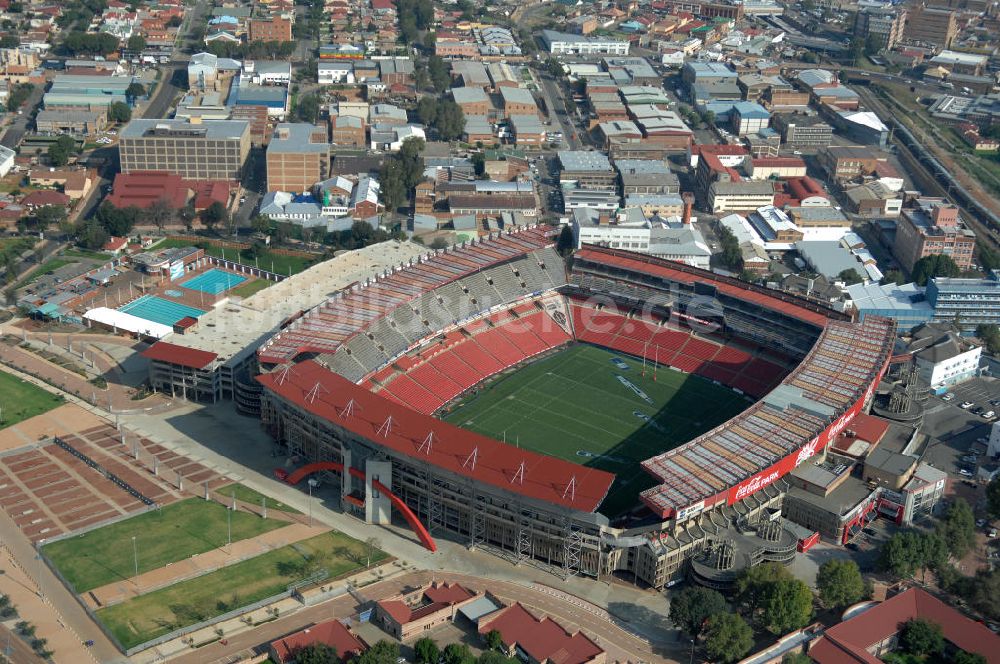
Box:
[83,522,329,609]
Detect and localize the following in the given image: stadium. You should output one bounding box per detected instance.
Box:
[146,226,896,588]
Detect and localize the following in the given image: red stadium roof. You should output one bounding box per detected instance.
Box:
[257,360,615,512]
[574,247,832,328]
[141,342,218,369]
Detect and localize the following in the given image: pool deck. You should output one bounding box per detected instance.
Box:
[181,268,247,295]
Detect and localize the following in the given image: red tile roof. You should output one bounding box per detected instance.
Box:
[811,588,1000,664]
[107,171,190,210]
[257,361,616,512]
[478,603,604,664]
[141,341,217,369]
[269,619,366,664]
[21,190,70,207]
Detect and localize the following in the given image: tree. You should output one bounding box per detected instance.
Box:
[816,559,866,609]
[848,37,865,65]
[736,562,792,616]
[144,198,174,231]
[669,586,728,636]
[441,643,474,664]
[414,637,439,664]
[882,269,905,285]
[781,654,812,664]
[955,652,988,664]
[879,530,947,579]
[912,254,961,286]
[32,205,67,231]
[251,214,271,235]
[127,33,146,53]
[355,640,399,664]
[47,135,77,166]
[108,101,132,123]
[296,94,320,123]
[978,323,1000,357]
[980,246,1000,272]
[201,201,228,232]
[476,653,517,664]
[988,476,1000,520]
[899,618,944,656]
[125,81,146,99]
[95,202,139,236]
[470,151,486,177]
[427,55,450,93]
[295,643,339,664]
[703,613,753,664]
[717,225,744,271]
[77,219,109,249]
[760,577,813,634]
[483,630,503,652]
[430,236,449,250]
[937,497,977,559]
[837,268,863,285]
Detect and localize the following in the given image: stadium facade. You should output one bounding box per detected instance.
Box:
[146,227,895,588]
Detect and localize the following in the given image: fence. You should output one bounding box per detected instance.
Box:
[205,256,286,284]
[52,436,155,506]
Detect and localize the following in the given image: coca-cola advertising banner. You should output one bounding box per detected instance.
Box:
[725,373,880,506]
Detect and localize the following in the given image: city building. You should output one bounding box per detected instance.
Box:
[330,115,366,149]
[558,151,617,191]
[928,49,988,76]
[708,180,775,213]
[119,118,251,182]
[540,30,630,56]
[894,201,976,272]
[818,146,887,181]
[615,160,680,195]
[249,16,292,43]
[771,113,834,148]
[269,619,366,663]
[731,101,771,136]
[35,110,107,136]
[375,582,481,640]
[42,74,135,111]
[266,123,330,193]
[854,8,906,51]
[809,588,996,663]
[926,270,1000,333]
[903,322,982,389]
[905,5,958,48]
[845,281,935,332]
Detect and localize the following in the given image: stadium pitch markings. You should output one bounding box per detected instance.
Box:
[443,344,749,516]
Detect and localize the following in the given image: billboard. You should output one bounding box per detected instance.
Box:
[169,261,184,281]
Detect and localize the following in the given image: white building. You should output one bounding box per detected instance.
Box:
[906,322,982,390]
[571,207,710,267]
[0,145,15,178]
[242,61,292,86]
[319,62,355,85]
[540,30,629,56]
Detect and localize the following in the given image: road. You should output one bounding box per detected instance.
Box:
[0,625,45,663]
[537,72,582,151]
[0,83,45,149]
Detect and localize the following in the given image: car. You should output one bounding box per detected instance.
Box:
[240,197,247,204]
[984,411,996,419]
[972,406,984,415]
[963,455,978,463]
[792,150,802,155]
[978,519,988,527]
[960,469,973,476]
[992,529,998,538]
[960,401,974,409]
[846,542,860,551]
[942,393,955,401]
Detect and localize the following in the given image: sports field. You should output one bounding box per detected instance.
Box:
[41,498,288,593]
[0,371,65,430]
[443,344,750,516]
[95,531,387,649]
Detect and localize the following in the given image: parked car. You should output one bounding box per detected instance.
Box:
[960,468,973,476]
[984,411,996,420]
[942,393,955,401]
[960,401,974,409]
[978,519,988,528]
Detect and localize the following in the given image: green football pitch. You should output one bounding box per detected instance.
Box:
[442,343,751,516]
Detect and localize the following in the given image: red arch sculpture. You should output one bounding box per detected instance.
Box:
[279,461,437,552]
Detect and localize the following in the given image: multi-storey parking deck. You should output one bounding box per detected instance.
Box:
[257,227,556,365]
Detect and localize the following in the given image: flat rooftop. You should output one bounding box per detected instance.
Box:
[161,240,426,367]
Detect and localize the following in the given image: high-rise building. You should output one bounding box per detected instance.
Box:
[926,270,1000,333]
[904,5,958,48]
[266,123,330,193]
[854,8,907,51]
[894,201,976,272]
[119,118,251,182]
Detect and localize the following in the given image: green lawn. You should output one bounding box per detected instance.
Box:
[0,238,34,264]
[227,278,272,299]
[217,483,300,514]
[442,344,750,516]
[95,531,386,649]
[154,239,316,276]
[19,258,77,287]
[42,498,289,593]
[0,370,65,429]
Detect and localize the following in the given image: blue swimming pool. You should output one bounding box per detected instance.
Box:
[118,296,206,327]
[181,269,247,295]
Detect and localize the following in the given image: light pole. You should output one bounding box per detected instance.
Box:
[689,639,694,664]
[307,478,318,527]
[227,503,232,552]
[132,536,138,585]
